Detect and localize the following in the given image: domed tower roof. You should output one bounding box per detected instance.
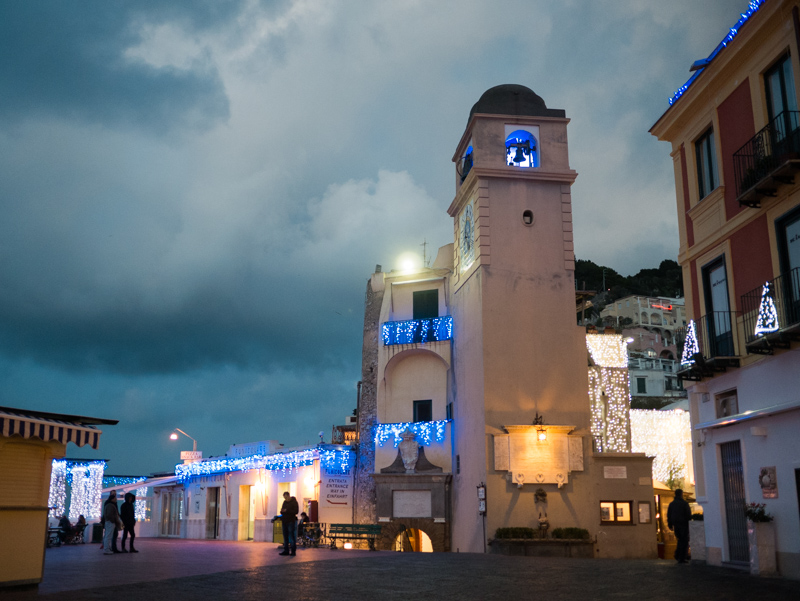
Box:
[468,84,565,121]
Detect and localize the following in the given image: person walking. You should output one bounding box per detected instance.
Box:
[667,488,692,563]
[278,492,299,556]
[120,492,138,553]
[103,490,123,555]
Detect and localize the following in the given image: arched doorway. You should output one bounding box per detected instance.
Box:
[394,528,433,552]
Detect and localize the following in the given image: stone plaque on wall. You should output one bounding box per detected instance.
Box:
[494,435,510,471]
[393,490,432,518]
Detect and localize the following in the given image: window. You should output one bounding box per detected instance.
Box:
[777,206,800,323]
[695,128,718,200]
[636,378,647,394]
[702,257,733,356]
[413,400,432,423]
[715,390,738,419]
[765,54,798,139]
[412,290,438,320]
[446,402,453,420]
[600,501,632,523]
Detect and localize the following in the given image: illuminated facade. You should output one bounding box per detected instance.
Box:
[130,441,355,542]
[651,0,800,577]
[356,85,656,558]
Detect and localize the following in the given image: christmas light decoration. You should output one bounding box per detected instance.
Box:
[630,409,692,484]
[754,282,779,336]
[382,316,453,345]
[374,420,449,447]
[48,460,68,518]
[587,333,631,453]
[681,320,699,366]
[48,460,107,520]
[586,334,629,368]
[70,462,105,520]
[669,1,766,105]
[175,448,353,482]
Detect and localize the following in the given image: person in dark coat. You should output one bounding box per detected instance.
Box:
[279,492,299,556]
[58,514,72,543]
[120,492,138,553]
[667,488,692,563]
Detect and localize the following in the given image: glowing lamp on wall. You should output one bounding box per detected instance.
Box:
[536,426,547,442]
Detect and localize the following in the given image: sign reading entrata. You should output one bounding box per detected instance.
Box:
[321,461,353,508]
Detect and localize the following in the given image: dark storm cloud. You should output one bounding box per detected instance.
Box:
[0,1,238,132]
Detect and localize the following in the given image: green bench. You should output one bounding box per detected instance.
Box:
[328,523,382,551]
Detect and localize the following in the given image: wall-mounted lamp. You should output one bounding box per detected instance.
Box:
[533,412,546,442]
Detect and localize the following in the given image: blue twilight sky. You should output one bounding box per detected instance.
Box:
[0,0,746,474]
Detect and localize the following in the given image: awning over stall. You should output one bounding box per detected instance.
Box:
[0,406,118,450]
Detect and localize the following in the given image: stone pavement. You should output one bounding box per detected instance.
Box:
[3,538,800,601]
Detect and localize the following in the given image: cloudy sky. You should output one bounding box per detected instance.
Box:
[0,0,746,474]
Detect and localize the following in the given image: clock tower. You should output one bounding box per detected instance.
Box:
[447,85,588,552]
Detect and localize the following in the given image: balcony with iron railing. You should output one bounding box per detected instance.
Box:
[381,316,453,346]
[733,110,800,208]
[677,311,740,382]
[740,267,800,354]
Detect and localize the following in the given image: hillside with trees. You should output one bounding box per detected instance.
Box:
[575,259,683,301]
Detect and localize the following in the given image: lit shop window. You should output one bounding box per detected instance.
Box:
[600,501,632,524]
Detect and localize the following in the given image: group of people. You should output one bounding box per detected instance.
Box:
[57,513,87,543]
[275,492,310,556]
[102,490,138,555]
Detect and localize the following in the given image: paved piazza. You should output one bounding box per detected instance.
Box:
[4,538,800,600]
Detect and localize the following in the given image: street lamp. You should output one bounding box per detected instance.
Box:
[170,428,197,452]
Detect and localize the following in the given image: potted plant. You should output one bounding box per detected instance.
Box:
[744,503,776,576]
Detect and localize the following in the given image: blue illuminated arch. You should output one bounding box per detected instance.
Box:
[506,130,538,168]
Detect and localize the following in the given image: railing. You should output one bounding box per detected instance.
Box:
[740,267,800,346]
[733,110,800,203]
[696,311,739,360]
[381,316,453,346]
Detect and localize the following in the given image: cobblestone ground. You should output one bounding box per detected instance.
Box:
[4,539,800,601]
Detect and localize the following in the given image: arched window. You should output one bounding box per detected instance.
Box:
[506,130,538,167]
[459,145,473,182]
[640,312,649,324]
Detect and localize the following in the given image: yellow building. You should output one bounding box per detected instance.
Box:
[0,406,116,588]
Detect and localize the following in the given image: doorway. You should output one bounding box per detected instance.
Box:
[238,485,256,541]
[206,487,221,539]
[720,441,748,563]
[393,528,433,552]
[159,491,183,537]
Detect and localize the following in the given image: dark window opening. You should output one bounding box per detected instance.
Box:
[695,128,718,200]
[522,210,534,226]
[446,402,453,420]
[413,290,439,320]
[636,378,647,394]
[413,400,433,423]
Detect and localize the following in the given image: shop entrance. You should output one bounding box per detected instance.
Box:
[393,528,433,552]
[206,487,221,539]
[159,491,182,537]
[720,441,748,563]
[238,485,256,540]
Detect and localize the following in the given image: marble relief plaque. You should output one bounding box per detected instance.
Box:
[495,426,582,488]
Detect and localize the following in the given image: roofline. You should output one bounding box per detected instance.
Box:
[650,0,768,132]
[0,405,119,426]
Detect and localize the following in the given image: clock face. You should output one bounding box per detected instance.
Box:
[460,203,474,269]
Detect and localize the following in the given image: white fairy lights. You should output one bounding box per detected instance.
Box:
[48,459,107,520]
[48,460,68,518]
[630,409,692,484]
[681,320,699,366]
[586,334,629,368]
[587,334,631,453]
[754,282,779,336]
